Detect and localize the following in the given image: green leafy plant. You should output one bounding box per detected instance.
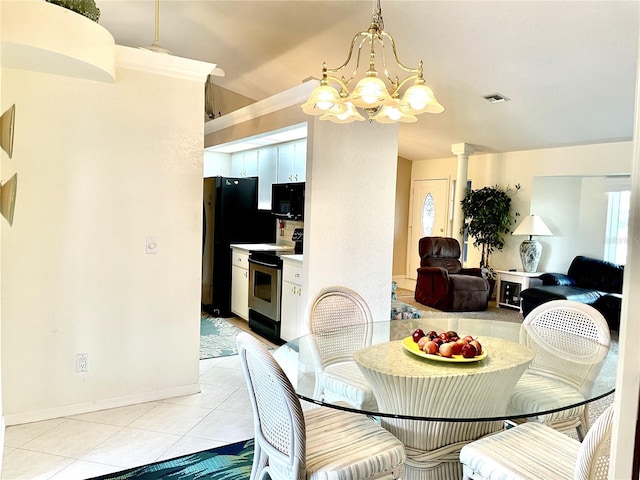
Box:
[46,0,100,23]
[460,184,520,278]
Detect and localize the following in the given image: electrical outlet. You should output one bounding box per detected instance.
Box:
[76,353,88,373]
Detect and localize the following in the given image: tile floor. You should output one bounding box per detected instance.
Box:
[2,326,271,480]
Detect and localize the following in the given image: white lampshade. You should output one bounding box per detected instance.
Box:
[399,83,445,115]
[347,76,395,108]
[320,102,365,123]
[512,215,553,238]
[301,85,346,115]
[373,104,417,123]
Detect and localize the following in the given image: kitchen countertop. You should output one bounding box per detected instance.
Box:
[282,254,303,263]
[230,243,295,253]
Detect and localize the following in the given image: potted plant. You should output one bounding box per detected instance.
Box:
[460,184,520,283]
[46,0,100,22]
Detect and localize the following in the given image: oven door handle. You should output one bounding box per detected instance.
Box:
[249,258,281,269]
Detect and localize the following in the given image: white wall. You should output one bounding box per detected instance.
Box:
[1,55,207,423]
[0,0,5,470]
[304,118,398,325]
[410,141,633,273]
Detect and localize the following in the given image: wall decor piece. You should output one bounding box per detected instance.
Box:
[0,104,15,159]
[0,173,17,226]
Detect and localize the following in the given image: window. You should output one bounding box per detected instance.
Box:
[604,190,630,265]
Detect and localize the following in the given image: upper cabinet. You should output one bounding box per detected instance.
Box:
[227,139,307,209]
[231,150,259,178]
[277,139,307,183]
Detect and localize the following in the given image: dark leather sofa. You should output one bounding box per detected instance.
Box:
[414,237,490,312]
[520,255,624,329]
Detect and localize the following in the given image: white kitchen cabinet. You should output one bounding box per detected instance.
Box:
[231,150,259,178]
[231,248,250,320]
[277,139,307,183]
[257,146,278,209]
[281,257,304,342]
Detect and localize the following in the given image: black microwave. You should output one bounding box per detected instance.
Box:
[271,182,305,220]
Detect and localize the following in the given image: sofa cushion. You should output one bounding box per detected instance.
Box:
[567,255,624,293]
[520,285,604,305]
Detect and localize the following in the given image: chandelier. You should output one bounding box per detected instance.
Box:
[301,0,444,124]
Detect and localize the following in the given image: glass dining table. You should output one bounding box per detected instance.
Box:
[272,317,617,480]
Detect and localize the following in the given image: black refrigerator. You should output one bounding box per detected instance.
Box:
[202,176,275,316]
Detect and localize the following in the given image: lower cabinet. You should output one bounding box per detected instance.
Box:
[281,258,303,342]
[231,249,250,320]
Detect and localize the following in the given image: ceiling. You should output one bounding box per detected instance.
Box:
[96,1,640,161]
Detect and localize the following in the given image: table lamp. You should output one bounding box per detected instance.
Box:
[512,215,553,272]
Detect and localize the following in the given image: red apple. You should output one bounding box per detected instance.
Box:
[461,343,478,358]
[423,341,438,354]
[412,329,425,343]
[470,340,483,355]
[426,330,438,340]
[451,341,464,355]
[433,337,444,347]
[438,332,450,342]
[439,342,454,357]
[463,335,474,342]
[447,331,459,339]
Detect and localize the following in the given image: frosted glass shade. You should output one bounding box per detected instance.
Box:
[373,105,417,123]
[320,102,365,123]
[302,85,346,115]
[400,84,444,115]
[348,76,395,108]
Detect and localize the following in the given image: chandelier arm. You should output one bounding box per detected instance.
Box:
[324,75,350,96]
[392,75,421,97]
[380,31,422,75]
[324,31,371,74]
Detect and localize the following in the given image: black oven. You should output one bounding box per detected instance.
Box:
[248,250,292,343]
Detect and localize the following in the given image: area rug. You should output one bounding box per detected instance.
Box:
[200,314,244,359]
[89,439,253,480]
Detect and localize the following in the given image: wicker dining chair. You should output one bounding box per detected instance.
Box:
[237,332,406,480]
[508,300,611,440]
[459,403,614,480]
[306,286,378,411]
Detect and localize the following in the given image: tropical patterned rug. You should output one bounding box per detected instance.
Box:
[200,314,244,359]
[89,439,253,480]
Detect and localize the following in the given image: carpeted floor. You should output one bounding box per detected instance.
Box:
[395,287,525,322]
[200,314,244,359]
[88,439,253,480]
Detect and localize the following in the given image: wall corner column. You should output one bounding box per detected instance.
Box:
[451,143,475,257]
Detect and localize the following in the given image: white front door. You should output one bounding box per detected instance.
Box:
[407,179,449,280]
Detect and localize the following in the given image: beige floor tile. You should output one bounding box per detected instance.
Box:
[48,459,123,480]
[162,383,238,409]
[216,386,252,413]
[67,402,160,427]
[185,409,254,444]
[157,436,228,461]
[199,366,246,388]
[19,420,122,459]
[4,418,67,448]
[81,427,181,468]
[2,449,74,480]
[128,403,212,436]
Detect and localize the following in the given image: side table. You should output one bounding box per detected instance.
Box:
[495,270,542,311]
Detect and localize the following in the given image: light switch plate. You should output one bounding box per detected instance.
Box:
[146,237,158,254]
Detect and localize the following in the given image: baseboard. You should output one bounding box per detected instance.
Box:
[4,383,201,426]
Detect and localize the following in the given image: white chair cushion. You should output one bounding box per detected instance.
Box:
[305,407,405,480]
[460,422,580,480]
[509,373,585,422]
[322,362,378,410]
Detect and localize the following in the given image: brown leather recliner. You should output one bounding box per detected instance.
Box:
[414,237,490,311]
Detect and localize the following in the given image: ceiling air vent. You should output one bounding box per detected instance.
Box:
[483,93,510,104]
